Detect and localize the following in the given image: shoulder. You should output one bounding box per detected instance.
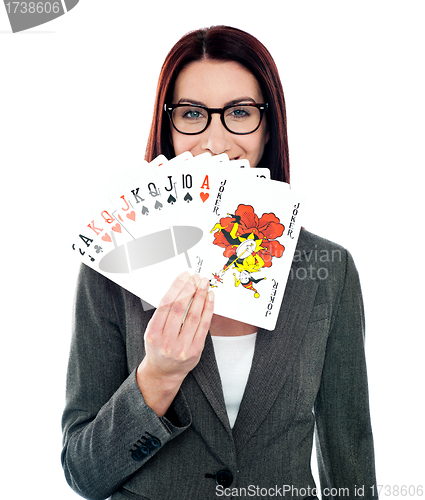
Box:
[293,228,361,301]
[294,228,351,272]
[75,264,155,328]
[296,227,347,255]
[76,263,127,305]
[77,264,142,302]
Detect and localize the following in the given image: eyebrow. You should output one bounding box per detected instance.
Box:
[176,97,257,107]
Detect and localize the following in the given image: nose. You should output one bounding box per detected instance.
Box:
[201,114,231,155]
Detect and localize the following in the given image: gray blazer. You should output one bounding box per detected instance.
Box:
[61,229,378,500]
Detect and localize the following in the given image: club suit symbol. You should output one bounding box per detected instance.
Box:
[4,0,79,33]
[99,226,203,273]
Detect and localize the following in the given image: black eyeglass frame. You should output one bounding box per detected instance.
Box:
[164,102,269,136]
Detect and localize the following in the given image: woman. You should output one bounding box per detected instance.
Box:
[62,26,378,500]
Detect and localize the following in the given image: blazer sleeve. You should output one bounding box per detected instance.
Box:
[314,250,378,499]
[61,265,191,500]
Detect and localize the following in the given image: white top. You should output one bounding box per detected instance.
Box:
[211,332,257,428]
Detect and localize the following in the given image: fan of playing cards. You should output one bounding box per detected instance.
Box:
[71,151,302,330]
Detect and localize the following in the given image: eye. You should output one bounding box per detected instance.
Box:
[183,110,200,119]
[226,105,252,120]
[179,106,206,121]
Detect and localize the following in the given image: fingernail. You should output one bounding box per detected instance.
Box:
[199,277,209,290]
[178,270,190,280]
[208,290,215,302]
[191,273,200,285]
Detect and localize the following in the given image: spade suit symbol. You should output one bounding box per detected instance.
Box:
[4,0,80,33]
[184,192,193,203]
[154,200,163,210]
[141,206,149,215]
[167,194,177,205]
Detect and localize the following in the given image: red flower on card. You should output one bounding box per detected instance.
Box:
[210,204,285,268]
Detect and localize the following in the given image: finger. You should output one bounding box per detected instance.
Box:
[162,273,201,338]
[146,270,192,337]
[170,278,214,363]
[191,289,215,351]
[179,277,210,337]
[180,279,215,347]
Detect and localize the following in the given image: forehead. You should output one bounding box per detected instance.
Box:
[172,59,263,105]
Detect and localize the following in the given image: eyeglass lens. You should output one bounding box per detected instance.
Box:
[171,105,262,134]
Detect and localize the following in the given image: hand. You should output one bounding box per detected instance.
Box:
[136,271,214,416]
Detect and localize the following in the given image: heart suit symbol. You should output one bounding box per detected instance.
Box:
[200,192,209,203]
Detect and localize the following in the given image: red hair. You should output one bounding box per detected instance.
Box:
[145,26,290,183]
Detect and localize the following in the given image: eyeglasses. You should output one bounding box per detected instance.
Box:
[164,102,268,135]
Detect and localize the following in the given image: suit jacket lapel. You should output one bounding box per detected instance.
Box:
[190,333,232,434]
[232,231,320,450]
[189,230,320,448]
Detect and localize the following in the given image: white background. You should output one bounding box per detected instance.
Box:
[1,1,424,498]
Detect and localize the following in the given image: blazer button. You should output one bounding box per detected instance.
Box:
[215,470,233,487]
[147,437,161,449]
[131,445,149,461]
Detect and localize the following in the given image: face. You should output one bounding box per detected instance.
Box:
[170,59,269,168]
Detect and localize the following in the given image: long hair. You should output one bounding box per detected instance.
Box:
[145,26,290,183]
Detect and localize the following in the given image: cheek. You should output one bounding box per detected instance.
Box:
[254,127,269,163]
[239,133,267,165]
[171,130,199,156]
